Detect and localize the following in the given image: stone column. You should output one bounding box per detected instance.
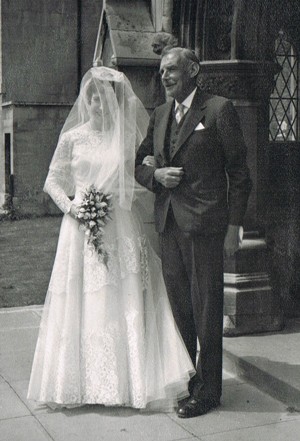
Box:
[162,0,173,33]
[198,60,283,335]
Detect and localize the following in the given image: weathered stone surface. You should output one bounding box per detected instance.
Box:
[2,1,78,104]
[223,238,283,336]
[0,1,103,213]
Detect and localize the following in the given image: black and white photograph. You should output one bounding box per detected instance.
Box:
[0,1,300,440]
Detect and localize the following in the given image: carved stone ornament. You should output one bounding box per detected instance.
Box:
[197,61,280,100]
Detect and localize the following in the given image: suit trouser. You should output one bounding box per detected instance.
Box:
[160,210,225,401]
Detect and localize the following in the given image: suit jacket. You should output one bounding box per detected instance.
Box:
[135,89,252,234]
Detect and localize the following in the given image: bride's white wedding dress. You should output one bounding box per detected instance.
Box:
[27,125,195,411]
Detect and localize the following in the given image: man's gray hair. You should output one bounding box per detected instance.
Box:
[161,47,200,66]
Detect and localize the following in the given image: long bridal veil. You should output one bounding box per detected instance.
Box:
[47,66,150,212]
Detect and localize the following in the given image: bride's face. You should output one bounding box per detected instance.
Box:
[90,93,103,121]
[89,91,112,129]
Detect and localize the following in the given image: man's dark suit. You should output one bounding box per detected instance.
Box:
[135,88,252,403]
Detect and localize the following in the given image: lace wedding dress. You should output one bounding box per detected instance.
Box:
[27,125,195,411]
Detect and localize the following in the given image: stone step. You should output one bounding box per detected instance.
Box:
[223,318,300,409]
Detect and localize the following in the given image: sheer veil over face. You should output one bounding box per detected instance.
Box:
[49,67,150,210]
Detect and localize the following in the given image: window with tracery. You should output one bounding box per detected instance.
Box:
[269,31,299,142]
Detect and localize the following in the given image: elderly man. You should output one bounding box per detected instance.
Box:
[135,47,252,418]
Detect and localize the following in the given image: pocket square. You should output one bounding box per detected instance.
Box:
[195,122,205,131]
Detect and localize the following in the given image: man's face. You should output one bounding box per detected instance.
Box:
[159,52,193,102]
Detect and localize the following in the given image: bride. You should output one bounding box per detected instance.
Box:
[27,67,195,411]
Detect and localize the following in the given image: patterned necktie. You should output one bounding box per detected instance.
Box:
[175,103,185,124]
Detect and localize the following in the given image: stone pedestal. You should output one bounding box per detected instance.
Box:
[198,61,283,335]
[224,235,282,336]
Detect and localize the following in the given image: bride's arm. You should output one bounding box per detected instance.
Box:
[142,155,155,166]
[44,134,75,215]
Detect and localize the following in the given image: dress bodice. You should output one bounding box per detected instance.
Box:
[44,124,118,213]
[71,126,118,195]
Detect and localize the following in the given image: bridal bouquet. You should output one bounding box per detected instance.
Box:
[77,185,113,265]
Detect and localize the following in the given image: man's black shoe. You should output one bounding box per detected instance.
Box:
[177,397,220,418]
[177,397,189,409]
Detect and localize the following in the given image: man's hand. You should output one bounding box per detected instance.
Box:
[70,204,79,219]
[224,225,243,258]
[154,167,184,188]
[142,155,156,167]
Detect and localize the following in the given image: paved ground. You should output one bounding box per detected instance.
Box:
[0,306,300,441]
[1,217,300,440]
[224,317,300,409]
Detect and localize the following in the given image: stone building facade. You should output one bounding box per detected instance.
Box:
[0,0,102,213]
[173,0,300,326]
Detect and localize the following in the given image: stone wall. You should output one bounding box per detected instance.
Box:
[1,0,78,103]
[10,104,72,215]
[0,1,103,213]
[81,0,104,75]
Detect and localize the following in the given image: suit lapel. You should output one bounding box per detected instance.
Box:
[155,101,173,158]
[171,89,210,160]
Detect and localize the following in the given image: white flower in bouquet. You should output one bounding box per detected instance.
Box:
[76,185,113,265]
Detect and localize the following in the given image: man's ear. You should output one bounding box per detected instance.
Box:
[189,62,200,78]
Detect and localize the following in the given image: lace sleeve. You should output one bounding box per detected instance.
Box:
[44,133,75,214]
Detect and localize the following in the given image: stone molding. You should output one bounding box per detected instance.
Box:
[197,60,280,100]
[2,101,74,108]
[95,0,161,68]
[224,272,271,290]
[223,236,283,336]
